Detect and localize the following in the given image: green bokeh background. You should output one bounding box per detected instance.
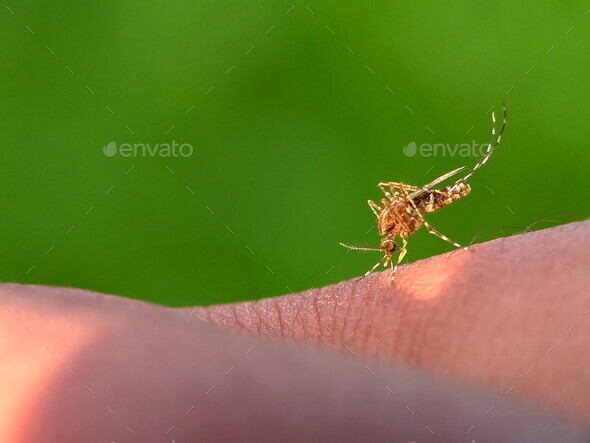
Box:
[1,2,589,306]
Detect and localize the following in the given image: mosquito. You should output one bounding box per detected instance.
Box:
[340,104,507,281]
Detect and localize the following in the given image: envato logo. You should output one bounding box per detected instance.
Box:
[402,141,490,158]
[103,140,193,158]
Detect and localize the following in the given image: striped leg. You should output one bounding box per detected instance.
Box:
[378,182,419,203]
[422,219,465,249]
[367,200,382,217]
[390,236,407,282]
[365,256,385,276]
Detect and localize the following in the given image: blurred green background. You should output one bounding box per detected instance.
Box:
[1,1,589,306]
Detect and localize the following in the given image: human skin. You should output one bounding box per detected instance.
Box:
[0,221,588,441]
[189,220,590,422]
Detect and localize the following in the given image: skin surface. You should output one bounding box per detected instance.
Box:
[189,221,590,422]
[0,221,588,441]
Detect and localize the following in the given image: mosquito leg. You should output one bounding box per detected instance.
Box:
[396,182,422,213]
[377,184,397,203]
[422,219,465,249]
[422,192,436,213]
[379,182,419,195]
[383,254,391,269]
[364,256,385,276]
[379,181,420,190]
[378,182,419,203]
[391,236,408,282]
[451,104,506,188]
[367,200,382,217]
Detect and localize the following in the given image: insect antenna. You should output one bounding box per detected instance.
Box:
[452,103,507,188]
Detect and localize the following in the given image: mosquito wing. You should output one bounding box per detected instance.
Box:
[409,166,466,198]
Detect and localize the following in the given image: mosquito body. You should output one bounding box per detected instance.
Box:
[341,105,507,281]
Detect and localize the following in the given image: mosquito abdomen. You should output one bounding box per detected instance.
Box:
[413,183,471,213]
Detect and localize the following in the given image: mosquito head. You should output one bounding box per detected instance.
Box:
[380,237,397,253]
